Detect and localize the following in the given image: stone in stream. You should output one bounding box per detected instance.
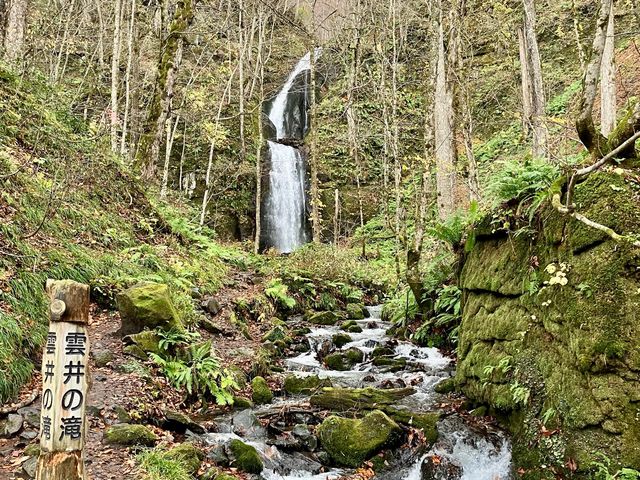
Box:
[340,320,363,333]
[324,347,364,371]
[162,409,206,434]
[420,454,463,480]
[310,386,416,411]
[346,302,367,320]
[332,332,353,348]
[317,410,402,467]
[251,376,273,404]
[283,375,332,395]
[372,356,407,372]
[228,439,263,474]
[0,413,23,438]
[305,311,340,326]
[262,325,290,343]
[103,423,158,446]
[116,282,182,335]
[232,409,266,439]
[165,442,205,475]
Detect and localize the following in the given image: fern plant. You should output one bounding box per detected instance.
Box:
[265,278,296,309]
[590,453,640,479]
[150,341,238,405]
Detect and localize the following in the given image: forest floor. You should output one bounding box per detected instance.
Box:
[0,267,271,479]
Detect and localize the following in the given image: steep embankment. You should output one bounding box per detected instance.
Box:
[455,172,640,477]
[0,67,237,403]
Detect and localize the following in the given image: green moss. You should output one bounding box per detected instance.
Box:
[317,410,402,467]
[324,348,363,371]
[229,439,263,474]
[346,303,366,320]
[332,333,352,348]
[164,443,204,475]
[104,424,158,446]
[283,374,332,395]
[251,376,273,404]
[306,311,340,325]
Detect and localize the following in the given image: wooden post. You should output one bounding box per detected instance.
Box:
[36,280,90,480]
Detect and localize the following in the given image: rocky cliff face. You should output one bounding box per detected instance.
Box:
[455,172,640,477]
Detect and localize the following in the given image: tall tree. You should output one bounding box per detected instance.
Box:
[600,0,616,137]
[434,0,458,220]
[521,0,548,158]
[3,0,28,65]
[135,0,196,180]
[111,0,124,152]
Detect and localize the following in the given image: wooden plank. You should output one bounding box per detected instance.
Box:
[36,280,90,480]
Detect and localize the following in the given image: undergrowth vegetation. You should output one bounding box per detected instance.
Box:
[0,67,233,402]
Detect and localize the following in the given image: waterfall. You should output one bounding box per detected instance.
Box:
[261,52,316,253]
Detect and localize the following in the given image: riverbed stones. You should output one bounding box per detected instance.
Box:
[283,375,332,395]
[251,376,273,404]
[420,454,463,480]
[331,332,352,348]
[162,409,205,434]
[232,409,266,439]
[340,320,363,333]
[310,387,416,411]
[324,348,364,371]
[104,423,157,446]
[306,311,340,326]
[346,303,366,320]
[229,439,263,474]
[317,410,402,467]
[117,282,181,335]
[0,414,23,437]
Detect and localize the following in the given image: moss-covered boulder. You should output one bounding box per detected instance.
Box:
[340,320,363,333]
[232,396,253,409]
[310,387,416,411]
[383,407,439,443]
[104,423,157,446]
[306,311,340,325]
[122,330,162,360]
[283,374,332,395]
[262,325,289,343]
[372,356,406,372]
[251,376,273,404]
[229,439,263,473]
[117,283,181,335]
[165,442,204,475]
[317,410,402,467]
[346,303,366,320]
[324,347,364,371]
[332,333,352,348]
[455,172,640,472]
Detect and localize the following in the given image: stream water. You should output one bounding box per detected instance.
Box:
[205,306,513,479]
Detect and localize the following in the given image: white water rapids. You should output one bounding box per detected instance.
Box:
[205,306,513,479]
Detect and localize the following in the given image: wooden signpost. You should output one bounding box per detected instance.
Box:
[36,280,90,480]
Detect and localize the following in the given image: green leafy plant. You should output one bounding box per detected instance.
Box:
[590,453,640,479]
[157,328,201,352]
[265,278,296,309]
[150,341,238,405]
[486,158,560,213]
[509,380,531,406]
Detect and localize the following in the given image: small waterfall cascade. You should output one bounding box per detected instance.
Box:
[261,53,315,253]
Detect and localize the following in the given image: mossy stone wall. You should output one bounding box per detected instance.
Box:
[455,172,640,477]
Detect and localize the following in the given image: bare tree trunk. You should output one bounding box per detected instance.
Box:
[333,188,339,245]
[434,1,457,220]
[160,115,180,199]
[522,0,548,158]
[135,0,196,180]
[600,1,616,137]
[111,0,123,152]
[238,0,246,159]
[3,0,28,65]
[571,0,586,70]
[120,0,137,156]
[518,28,532,136]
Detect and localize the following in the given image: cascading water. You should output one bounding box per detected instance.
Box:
[203,306,513,479]
[261,53,316,253]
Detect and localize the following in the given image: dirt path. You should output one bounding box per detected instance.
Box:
[0,268,268,479]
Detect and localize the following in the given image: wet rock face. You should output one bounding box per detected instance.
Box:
[263,70,310,141]
[456,172,640,470]
[420,455,463,480]
[317,410,403,467]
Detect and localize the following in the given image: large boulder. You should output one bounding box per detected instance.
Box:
[346,303,366,320]
[229,439,263,474]
[117,283,181,335]
[104,423,157,446]
[283,375,332,395]
[324,348,364,371]
[306,311,340,326]
[317,410,402,467]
